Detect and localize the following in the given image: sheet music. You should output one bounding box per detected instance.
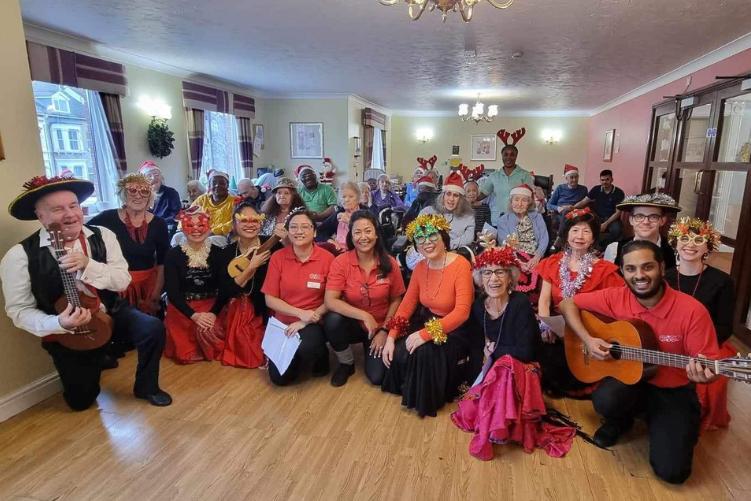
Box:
[261,317,301,375]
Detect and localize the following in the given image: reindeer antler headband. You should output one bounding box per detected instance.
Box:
[497,128,526,147]
[458,164,485,183]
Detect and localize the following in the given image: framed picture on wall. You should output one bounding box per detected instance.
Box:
[290,122,324,159]
[470,134,496,161]
[603,129,615,162]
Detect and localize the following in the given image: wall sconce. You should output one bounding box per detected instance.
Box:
[137,95,172,120]
[541,128,562,145]
[352,136,361,158]
[416,127,434,143]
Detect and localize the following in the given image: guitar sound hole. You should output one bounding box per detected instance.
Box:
[609,341,622,360]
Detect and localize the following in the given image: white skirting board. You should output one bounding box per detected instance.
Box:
[0,372,61,423]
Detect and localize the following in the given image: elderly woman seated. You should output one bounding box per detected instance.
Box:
[418,171,475,249]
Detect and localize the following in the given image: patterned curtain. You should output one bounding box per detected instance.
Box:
[236,116,254,178]
[363,125,374,170]
[186,108,205,180]
[362,108,387,172]
[99,93,127,173]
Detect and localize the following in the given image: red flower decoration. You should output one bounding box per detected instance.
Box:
[565,207,593,221]
[474,245,519,269]
[22,175,73,191]
[386,316,409,337]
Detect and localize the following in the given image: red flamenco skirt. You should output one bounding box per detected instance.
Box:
[165,298,226,364]
[222,296,265,368]
[451,355,576,461]
[697,341,734,432]
[123,267,159,315]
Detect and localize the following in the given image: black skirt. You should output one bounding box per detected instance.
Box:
[381,306,483,417]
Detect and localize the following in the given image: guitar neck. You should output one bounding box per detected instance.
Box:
[53,247,83,309]
[256,234,282,254]
[613,345,716,372]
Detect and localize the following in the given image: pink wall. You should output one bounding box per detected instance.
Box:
[585,48,751,195]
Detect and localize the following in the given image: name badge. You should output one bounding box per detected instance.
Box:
[307,281,321,289]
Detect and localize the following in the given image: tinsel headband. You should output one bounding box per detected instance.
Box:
[473,245,519,270]
[405,213,450,242]
[117,173,151,190]
[668,216,721,251]
[565,206,593,221]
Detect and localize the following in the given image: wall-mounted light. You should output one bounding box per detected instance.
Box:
[541,128,562,145]
[352,136,361,158]
[137,95,172,120]
[416,127,434,143]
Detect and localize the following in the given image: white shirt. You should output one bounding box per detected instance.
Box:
[0,225,131,337]
[603,236,662,263]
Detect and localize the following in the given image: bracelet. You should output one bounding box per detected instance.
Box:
[375,327,388,335]
[385,316,409,337]
[424,317,447,345]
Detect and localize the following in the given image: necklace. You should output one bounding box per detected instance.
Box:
[559,249,595,299]
[677,266,704,297]
[425,254,447,298]
[483,307,505,343]
[181,240,211,268]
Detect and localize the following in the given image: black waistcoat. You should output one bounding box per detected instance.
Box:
[20,225,122,315]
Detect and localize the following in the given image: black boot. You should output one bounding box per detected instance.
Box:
[330,364,355,387]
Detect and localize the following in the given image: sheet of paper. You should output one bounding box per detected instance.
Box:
[262,317,301,375]
[539,315,566,337]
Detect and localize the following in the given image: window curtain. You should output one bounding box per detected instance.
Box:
[88,91,120,211]
[186,108,205,180]
[236,116,254,178]
[371,128,384,170]
[99,93,127,173]
[362,108,388,171]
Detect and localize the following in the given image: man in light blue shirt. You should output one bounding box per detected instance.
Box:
[477,144,534,226]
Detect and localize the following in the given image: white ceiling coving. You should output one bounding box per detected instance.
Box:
[21,0,751,114]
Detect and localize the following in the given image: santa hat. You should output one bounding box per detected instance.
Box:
[509,183,534,198]
[139,160,161,174]
[442,171,465,196]
[416,175,436,190]
[564,164,579,177]
[296,164,315,179]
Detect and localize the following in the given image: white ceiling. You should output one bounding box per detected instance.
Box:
[20,0,751,114]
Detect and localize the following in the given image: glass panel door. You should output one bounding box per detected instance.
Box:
[717,93,751,162]
[706,170,747,274]
[679,103,713,162]
[652,112,676,162]
[674,167,702,218]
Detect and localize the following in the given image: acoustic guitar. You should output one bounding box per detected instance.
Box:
[48,223,113,351]
[564,311,751,385]
[227,234,281,278]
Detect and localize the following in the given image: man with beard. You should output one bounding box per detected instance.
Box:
[296,165,336,222]
[559,240,719,484]
[477,144,534,226]
[0,176,172,410]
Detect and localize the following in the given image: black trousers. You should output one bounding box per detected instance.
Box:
[268,322,328,386]
[43,304,166,411]
[323,312,387,385]
[592,377,701,484]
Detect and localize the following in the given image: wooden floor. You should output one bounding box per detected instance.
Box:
[2,349,751,501]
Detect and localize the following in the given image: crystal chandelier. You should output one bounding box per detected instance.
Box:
[378,0,514,23]
[458,95,498,123]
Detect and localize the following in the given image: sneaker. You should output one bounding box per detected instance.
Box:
[330,364,355,387]
[593,418,633,448]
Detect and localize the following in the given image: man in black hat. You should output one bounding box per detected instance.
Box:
[0,176,172,410]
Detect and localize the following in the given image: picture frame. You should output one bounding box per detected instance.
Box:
[603,129,615,162]
[290,122,324,159]
[0,131,4,161]
[253,124,264,151]
[470,134,496,161]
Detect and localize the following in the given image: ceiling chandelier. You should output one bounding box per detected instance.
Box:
[378,0,514,22]
[458,95,498,123]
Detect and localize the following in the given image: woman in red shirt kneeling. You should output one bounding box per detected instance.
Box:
[324,211,406,387]
[381,214,480,417]
[261,209,335,385]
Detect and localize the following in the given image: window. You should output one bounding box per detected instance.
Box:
[371,128,384,169]
[32,81,120,214]
[51,92,70,113]
[201,111,243,184]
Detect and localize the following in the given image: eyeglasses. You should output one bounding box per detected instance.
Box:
[678,234,708,245]
[414,233,440,245]
[631,213,662,223]
[480,269,509,278]
[360,284,371,307]
[289,224,314,232]
[126,187,151,197]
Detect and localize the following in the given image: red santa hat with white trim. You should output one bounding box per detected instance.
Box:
[563,164,579,177]
[509,183,534,198]
[442,171,465,196]
[416,175,436,190]
[296,164,316,179]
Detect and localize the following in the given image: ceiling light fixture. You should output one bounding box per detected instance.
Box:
[458,95,498,124]
[379,0,514,23]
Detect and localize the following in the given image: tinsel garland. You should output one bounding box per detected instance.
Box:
[558,249,595,299]
[424,317,447,345]
[386,315,409,337]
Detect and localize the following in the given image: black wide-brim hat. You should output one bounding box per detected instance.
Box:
[616,192,682,213]
[8,176,95,221]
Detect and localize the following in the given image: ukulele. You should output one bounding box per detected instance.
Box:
[48,223,113,351]
[227,235,281,278]
[564,311,751,385]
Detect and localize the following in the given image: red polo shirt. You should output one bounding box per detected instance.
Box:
[326,250,406,325]
[261,245,335,325]
[574,283,719,388]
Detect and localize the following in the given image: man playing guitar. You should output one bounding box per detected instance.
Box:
[560,240,718,484]
[0,176,171,410]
